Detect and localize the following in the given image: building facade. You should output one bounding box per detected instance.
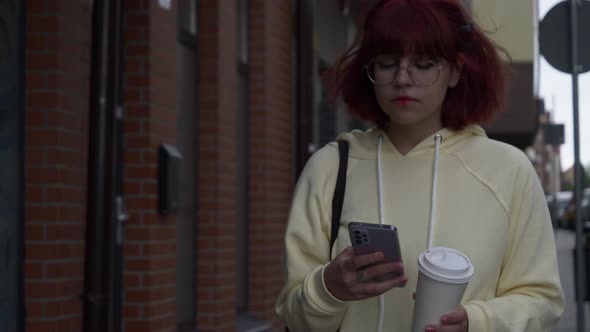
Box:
[470,0,564,193]
[3,0,299,331]
[471,0,542,149]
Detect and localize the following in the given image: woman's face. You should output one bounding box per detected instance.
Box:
[370,55,461,129]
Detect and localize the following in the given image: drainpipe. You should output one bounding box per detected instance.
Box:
[83,0,125,331]
[109,0,126,329]
[295,0,314,176]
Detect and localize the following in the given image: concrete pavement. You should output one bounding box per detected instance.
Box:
[554,229,590,332]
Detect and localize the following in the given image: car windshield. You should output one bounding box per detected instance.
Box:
[557,191,573,206]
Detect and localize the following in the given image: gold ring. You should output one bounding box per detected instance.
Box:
[357,270,369,283]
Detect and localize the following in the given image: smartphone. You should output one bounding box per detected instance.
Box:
[348,222,403,280]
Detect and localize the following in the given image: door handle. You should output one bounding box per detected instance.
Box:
[0,236,8,271]
[115,196,128,245]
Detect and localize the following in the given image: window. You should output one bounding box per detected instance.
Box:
[236,0,249,314]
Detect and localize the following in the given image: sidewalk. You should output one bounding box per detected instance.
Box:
[554,229,590,332]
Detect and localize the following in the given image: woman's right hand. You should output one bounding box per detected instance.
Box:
[323,246,407,301]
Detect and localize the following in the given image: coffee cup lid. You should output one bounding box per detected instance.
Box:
[418,247,474,284]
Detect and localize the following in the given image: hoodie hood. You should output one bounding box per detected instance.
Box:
[337,124,487,160]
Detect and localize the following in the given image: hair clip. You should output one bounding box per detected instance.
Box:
[462,22,473,33]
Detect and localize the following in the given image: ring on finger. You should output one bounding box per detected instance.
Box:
[357,269,369,283]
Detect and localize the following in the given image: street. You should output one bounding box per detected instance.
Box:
[554,229,590,332]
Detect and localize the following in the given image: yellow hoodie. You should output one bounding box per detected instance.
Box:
[276,126,564,332]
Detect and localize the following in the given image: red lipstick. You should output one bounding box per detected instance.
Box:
[392,96,417,106]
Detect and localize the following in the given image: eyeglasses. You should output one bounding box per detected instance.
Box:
[365,56,447,86]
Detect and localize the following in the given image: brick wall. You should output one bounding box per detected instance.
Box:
[196,1,239,331]
[23,1,297,331]
[24,1,91,331]
[248,0,295,329]
[196,1,297,330]
[123,1,178,331]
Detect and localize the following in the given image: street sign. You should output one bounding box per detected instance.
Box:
[543,123,565,145]
[539,0,590,74]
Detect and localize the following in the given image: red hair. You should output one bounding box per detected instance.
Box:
[326,0,508,130]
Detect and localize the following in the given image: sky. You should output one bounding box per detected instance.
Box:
[538,0,590,171]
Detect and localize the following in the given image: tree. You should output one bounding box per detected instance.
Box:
[562,165,590,191]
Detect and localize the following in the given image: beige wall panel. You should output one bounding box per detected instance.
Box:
[471,0,534,62]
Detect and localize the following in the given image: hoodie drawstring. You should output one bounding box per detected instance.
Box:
[376,136,385,332]
[427,134,442,249]
[375,134,443,332]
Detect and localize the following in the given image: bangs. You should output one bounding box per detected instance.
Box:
[361,0,457,61]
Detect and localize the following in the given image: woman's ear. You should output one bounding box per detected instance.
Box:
[448,59,463,88]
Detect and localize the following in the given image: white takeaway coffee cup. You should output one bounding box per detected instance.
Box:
[411,247,474,332]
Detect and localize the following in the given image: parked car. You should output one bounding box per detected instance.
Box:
[563,188,590,230]
[547,191,573,228]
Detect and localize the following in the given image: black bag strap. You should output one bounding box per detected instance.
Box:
[285,141,348,332]
[330,140,349,259]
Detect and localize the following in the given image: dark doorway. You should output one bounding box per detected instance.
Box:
[83,1,126,331]
[0,0,25,330]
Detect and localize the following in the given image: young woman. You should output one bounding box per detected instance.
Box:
[275,0,564,331]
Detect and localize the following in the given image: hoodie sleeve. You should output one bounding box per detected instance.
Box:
[275,144,350,332]
[464,159,565,332]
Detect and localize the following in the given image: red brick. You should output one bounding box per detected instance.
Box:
[26,186,45,201]
[27,205,59,221]
[28,129,60,146]
[124,274,142,289]
[124,120,143,135]
[56,317,82,332]
[127,73,150,86]
[125,320,149,332]
[45,301,64,316]
[24,2,90,331]
[25,320,57,332]
[25,262,44,279]
[45,187,85,204]
[57,206,85,222]
[144,298,176,317]
[27,243,83,261]
[26,281,59,298]
[126,135,151,149]
[45,261,84,279]
[126,287,176,303]
[127,13,150,25]
[142,242,175,256]
[28,1,47,14]
[126,258,150,272]
[46,111,83,129]
[125,166,157,179]
[27,54,59,70]
[26,300,45,318]
[28,15,59,33]
[125,197,158,210]
[124,243,142,257]
[123,304,141,319]
[142,270,175,287]
[25,223,45,244]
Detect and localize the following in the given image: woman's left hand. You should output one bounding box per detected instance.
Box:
[424,306,468,332]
